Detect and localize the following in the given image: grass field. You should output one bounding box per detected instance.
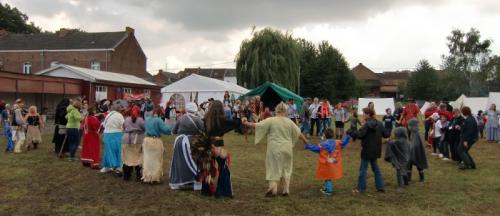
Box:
[1,131,500,215]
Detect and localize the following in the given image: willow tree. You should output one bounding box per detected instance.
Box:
[236,28,301,91]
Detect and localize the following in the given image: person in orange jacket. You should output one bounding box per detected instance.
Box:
[305,128,350,195]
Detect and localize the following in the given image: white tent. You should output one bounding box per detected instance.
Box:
[358,98,395,115]
[160,74,249,106]
[487,92,500,110]
[451,94,467,109]
[420,101,431,115]
[462,97,488,114]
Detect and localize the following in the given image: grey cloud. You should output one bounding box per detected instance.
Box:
[142,0,444,31]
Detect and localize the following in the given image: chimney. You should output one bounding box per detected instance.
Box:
[125,26,135,35]
[0,29,9,38]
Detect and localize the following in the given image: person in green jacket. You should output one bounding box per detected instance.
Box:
[66,99,82,161]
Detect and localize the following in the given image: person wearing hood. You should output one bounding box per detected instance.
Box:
[53,98,70,156]
[353,107,390,194]
[384,127,410,192]
[406,119,428,184]
[100,101,125,174]
[169,102,205,190]
[65,99,83,161]
[122,104,145,181]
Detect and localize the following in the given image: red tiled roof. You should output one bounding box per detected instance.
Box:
[352,63,380,81]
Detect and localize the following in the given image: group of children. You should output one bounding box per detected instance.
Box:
[305,111,428,195]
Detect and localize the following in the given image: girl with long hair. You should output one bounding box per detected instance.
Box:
[25,106,44,150]
[195,100,239,198]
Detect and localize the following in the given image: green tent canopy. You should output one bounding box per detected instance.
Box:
[239,82,304,111]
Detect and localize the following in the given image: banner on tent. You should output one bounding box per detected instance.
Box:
[123,93,150,100]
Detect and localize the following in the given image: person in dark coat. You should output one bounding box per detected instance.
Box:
[447,109,464,162]
[406,119,428,184]
[384,127,410,192]
[52,98,70,156]
[457,106,478,170]
[354,108,390,193]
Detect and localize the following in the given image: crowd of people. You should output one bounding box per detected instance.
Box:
[0,93,498,198]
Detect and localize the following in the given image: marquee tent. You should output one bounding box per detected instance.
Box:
[451,94,489,114]
[357,98,395,115]
[160,74,249,106]
[420,101,431,115]
[239,82,303,111]
[487,92,500,110]
[463,97,488,114]
[451,94,467,109]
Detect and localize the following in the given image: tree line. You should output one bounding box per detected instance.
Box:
[236,27,359,103]
[405,28,499,101]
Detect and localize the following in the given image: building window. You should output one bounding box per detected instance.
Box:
[96,85,107,92]
[90,61,101,70]
[23,62,32,74]
[50,61,59,67]
[123,88,132,94]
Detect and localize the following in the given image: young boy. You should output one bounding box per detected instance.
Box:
[305,128,350,195]
[436,114,449,160]
[384,127,410,192]
[382,108,396,135]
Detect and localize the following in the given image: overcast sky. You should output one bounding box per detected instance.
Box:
[4,0,500,74]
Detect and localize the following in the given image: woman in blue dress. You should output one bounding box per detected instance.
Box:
[485,104,500,142]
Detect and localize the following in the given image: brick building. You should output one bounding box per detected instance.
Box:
[152,69,180,86]
[177,68,237,84]
[352,63,411,98]
[0,27,149,78]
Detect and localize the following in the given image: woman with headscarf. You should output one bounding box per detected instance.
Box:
[142,107,171,184]
[406,119,428,184]
[169,102,204,190]
[243,102,308,197]
[122,105,145,181]
[53,98,70,157]
[81,107,101,169]
[100,101,125,173]
[192,100,240,198]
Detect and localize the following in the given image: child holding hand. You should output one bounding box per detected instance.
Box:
[305,128,350,195]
